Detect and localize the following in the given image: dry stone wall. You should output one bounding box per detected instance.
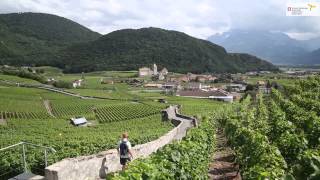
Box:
[45,106,194,180]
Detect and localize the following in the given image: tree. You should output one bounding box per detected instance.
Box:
[245,84,255,92]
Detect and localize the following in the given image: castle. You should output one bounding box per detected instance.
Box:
[138,64,168,80]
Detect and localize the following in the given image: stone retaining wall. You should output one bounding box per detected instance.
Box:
[45,106,194,180]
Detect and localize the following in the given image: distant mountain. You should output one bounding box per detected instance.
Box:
[0,12,101,65]
[54,27,278,73]
[301,37,320,52]
[208,29,320,65]
[294,48,320,65]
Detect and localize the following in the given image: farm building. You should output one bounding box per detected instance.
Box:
[176,89,233,102]
[70,117,88,126]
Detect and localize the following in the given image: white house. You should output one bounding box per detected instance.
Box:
[139,67,153,77]
[72,79,82,88]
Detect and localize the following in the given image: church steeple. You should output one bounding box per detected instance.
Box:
[153,63,158,75]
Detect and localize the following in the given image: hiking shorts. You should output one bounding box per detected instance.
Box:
[120,157,131,165]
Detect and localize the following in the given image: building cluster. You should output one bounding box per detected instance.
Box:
[137,65,239,102]
[144,81,236,102]
[139,64,168,80]
[168,73,216,83]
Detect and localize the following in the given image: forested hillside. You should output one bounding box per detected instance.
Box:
[56,28,278,73]
[0,13,278,73]
[0,13,101,66]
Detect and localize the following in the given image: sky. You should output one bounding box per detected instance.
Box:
[0,0,320,40]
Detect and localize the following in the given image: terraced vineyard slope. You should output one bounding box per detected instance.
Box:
[218,76,320,179]
[0,85,172,179]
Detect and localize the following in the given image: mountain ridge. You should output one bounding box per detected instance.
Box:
[0,13,278,73]
[55,27,278,73]
[208,29,320,65]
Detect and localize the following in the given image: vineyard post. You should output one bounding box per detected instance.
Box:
[44,149,48,167]
[22,144,27,172]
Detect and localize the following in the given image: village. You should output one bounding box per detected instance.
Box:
[3,63,318,105]
[0,64,292,103]
[129,63,280,102]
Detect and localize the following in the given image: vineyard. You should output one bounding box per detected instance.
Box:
[110,98,225,179]
[0,87,51,119]
[109,99,224,179]
[0,115,173,178]
[66,88,134,100]
[95,103,160,122]
[110,116,216,179]
[49,99,117,119]
[2,70,319,179]
[0,83,172,179]
[0,86,163,121]
[167,96,224,117]
[110,76,320,179]
[219,76,320,179]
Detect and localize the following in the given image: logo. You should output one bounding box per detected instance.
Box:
[286,2,320,16]
[308,4,316,11]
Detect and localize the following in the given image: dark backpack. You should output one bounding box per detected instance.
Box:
[120,141,128,156]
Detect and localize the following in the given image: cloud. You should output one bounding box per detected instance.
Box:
[0,0,319,39]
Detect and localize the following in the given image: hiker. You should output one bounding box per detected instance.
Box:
[117,132,133,171]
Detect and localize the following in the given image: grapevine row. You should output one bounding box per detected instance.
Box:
[95,103,160,123]
[220,95,287,179]
[271,89,320,147]
[0,111,50,119]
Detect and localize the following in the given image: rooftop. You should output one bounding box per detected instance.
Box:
[177,90,229,97]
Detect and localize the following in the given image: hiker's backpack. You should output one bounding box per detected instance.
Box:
[120,141,128,156]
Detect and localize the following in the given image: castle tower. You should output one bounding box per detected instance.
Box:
[153,63,158,75]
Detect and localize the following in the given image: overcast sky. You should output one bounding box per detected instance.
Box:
[1,0,320,40]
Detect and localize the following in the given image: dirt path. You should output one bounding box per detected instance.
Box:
[43,100,55,117]
[208,129,241,180]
